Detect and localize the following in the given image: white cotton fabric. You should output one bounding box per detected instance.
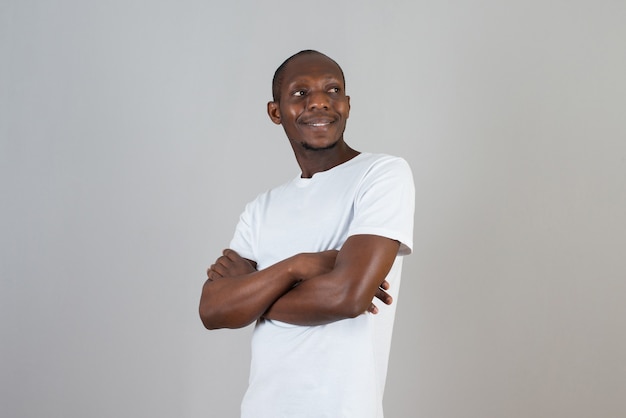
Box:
[230,152,415,418]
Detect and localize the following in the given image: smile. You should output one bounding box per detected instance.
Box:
[301,116,335,127]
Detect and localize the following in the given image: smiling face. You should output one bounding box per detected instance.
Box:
[267,52,350,153]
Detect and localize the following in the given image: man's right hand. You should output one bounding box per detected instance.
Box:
[368,280,392,314]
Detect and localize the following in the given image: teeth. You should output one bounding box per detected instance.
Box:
[310,123,329,127]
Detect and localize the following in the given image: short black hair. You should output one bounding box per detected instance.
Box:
[271,50,345,102]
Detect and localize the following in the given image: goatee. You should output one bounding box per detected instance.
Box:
[300,140,339,151]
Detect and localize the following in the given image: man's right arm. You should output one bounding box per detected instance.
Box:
[198,249,337,329]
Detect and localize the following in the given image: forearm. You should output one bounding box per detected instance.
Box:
[264,235,400,326]
[263,273,367,326]
[200,249,338,329]
[199,258,298,329]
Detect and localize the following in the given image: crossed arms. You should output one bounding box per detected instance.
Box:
[198,234,400,329]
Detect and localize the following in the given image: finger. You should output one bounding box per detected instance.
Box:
[211,262,229,277]
[375,288,393,305]
[368,303,379,314]
[223,248,242,261]
[207,268,222,281]
[380,280,390,290]
[216,256,232,268]
[207,264,219,276]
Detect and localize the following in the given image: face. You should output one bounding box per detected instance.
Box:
[267,54,350,152]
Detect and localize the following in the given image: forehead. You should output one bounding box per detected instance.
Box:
[281,54,344,86]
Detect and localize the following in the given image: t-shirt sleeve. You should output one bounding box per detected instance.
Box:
[348,156,415,255]
[229,200,258,262]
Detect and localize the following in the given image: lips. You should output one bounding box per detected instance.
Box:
[299,114,337,127]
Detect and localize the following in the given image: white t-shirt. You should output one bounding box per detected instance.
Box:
[230,152,415,418]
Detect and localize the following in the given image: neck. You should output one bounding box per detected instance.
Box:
[293,141,360,178]
[295,143,360,178]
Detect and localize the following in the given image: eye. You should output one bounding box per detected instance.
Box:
[292,89,307,97]
[328,87,340,94]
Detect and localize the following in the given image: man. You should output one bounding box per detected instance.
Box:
[199,50,414,417]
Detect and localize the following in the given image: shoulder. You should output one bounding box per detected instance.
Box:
[353,152,412,170]
[356,153,414,182]
[242,176,297,211]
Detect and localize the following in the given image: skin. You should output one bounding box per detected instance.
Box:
[267,52,356,178]
[199,52,398,329]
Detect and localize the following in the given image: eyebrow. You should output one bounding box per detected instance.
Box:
[286,74,343,85]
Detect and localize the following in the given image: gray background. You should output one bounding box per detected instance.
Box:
[2,1,625,417]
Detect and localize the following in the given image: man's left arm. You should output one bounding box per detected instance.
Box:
[262,233,400,326]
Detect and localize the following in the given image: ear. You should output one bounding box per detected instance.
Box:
[267,101,281,125]
[346,95,351,119]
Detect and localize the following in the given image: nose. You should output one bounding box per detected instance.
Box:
[307,91,330,110]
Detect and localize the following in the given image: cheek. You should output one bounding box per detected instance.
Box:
[335,100,350,117]
[281,104,302,120]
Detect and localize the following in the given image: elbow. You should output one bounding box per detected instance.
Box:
[344,302,370,319]
[199,308,237,330]
[336,292,372,319]
[199,288,219,329]
[199,283,231,330]
[199,305,221,330]
[199,297,231,330]
[200,318,219,331]
[199,302,251,330]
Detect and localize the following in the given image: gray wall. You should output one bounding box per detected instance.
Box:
[1,1,625,417]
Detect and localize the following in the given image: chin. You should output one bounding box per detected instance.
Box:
[300,139,340,151]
